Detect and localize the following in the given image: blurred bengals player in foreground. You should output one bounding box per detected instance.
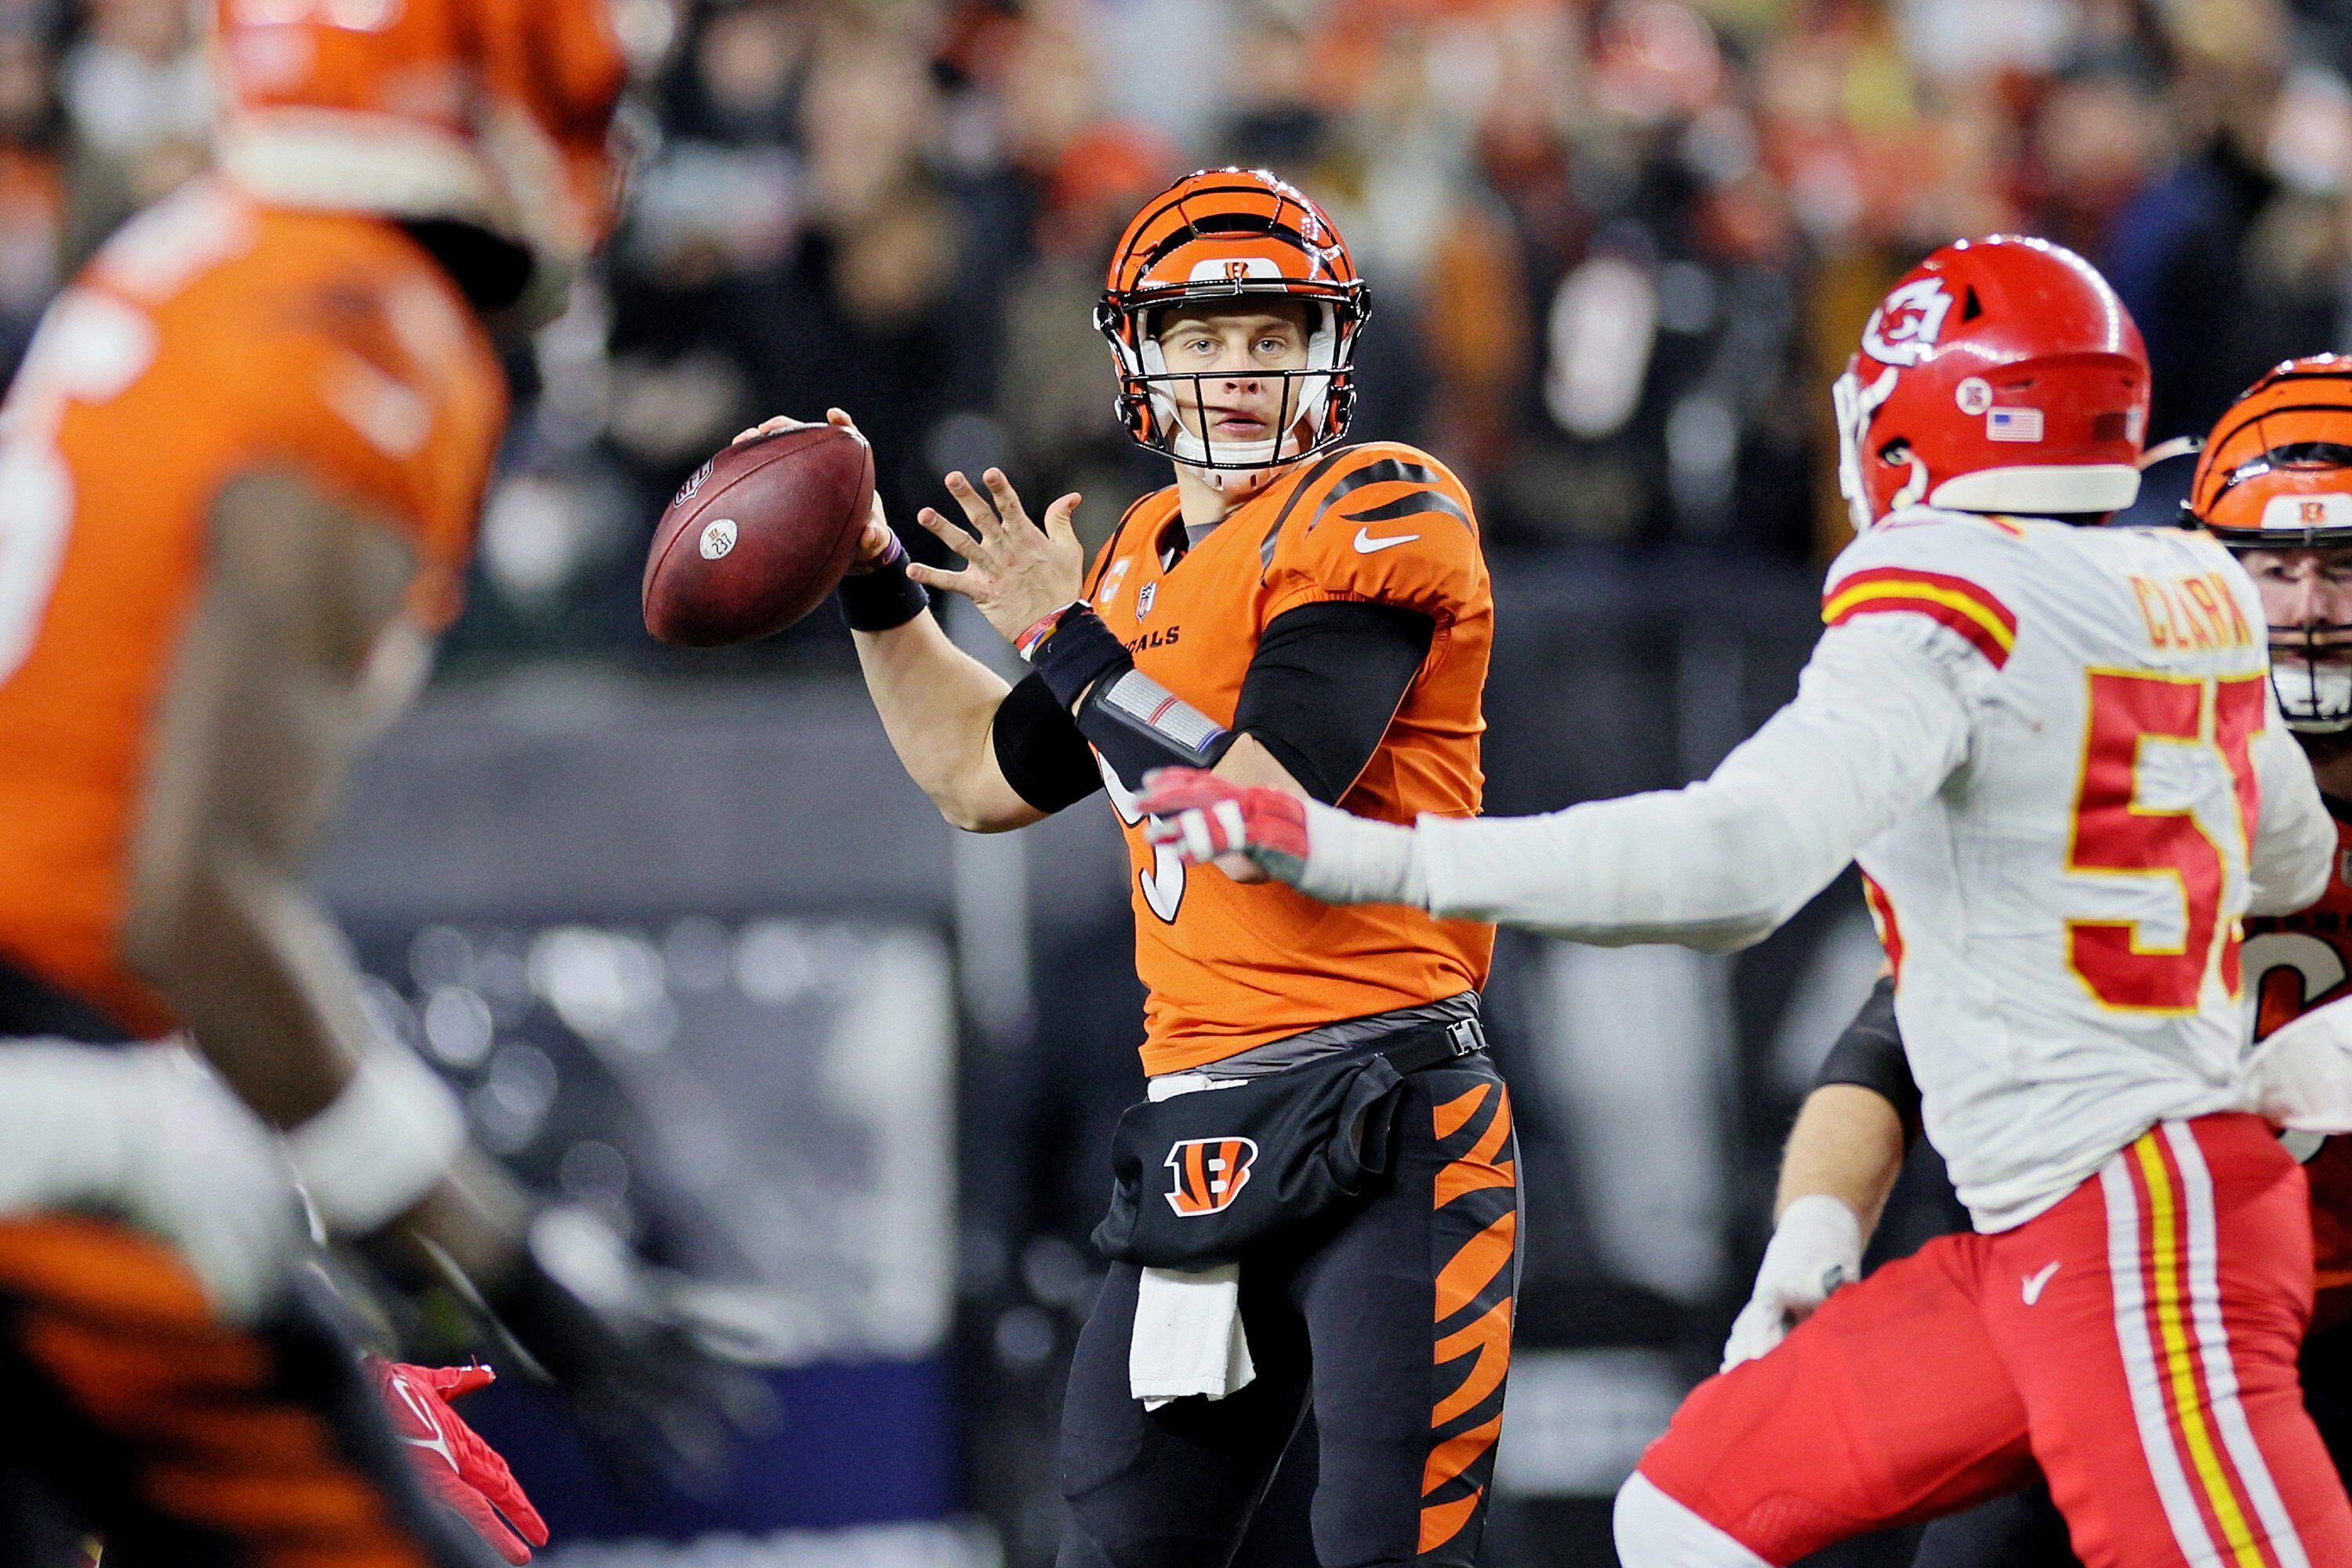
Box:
[743,169,1516,1567]
[1709,354,2352,1568]
[0,0,718,1562]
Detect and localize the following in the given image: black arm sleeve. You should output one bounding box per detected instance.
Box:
[1809,974,1923,1146]
[1232,601,1436,804]
[990,672,1103,814]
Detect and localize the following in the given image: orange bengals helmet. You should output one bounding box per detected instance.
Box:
[2192,355,2352,733]
[212,0,661,311]
[1095,168,1370,478]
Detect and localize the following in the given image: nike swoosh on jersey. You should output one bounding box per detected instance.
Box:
[1353,528,1419,554]
[2022,1261,2060,1304]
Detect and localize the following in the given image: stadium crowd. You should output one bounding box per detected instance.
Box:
[5,0,2352,647]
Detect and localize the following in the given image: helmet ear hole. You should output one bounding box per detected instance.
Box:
[1878,439,1911,466]
[1959,287,1984,323]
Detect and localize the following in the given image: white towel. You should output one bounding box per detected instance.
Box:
[1131,1262,1255,1407]
[1127,1071,1255,1406]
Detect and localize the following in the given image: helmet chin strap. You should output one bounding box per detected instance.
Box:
[1181,416,1311,495]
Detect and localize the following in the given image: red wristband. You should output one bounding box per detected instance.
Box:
[1016,603,1076,662]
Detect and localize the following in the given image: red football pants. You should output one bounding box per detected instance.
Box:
[1639,1113,2352,1567]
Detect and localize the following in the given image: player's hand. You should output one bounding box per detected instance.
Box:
[1719,1194,1863,1372]
[371,1359,549,1565]
[459,1207,771,1487]
[906,467,1083,641]
[1139,768,1312,885]
[734,408,895,572]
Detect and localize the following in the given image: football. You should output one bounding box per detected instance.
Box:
[641,424,877,647]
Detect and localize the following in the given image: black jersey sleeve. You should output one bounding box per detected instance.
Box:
[1232,601,1436,804]
[1811,974,1922,1145]
[991,671,1103,814]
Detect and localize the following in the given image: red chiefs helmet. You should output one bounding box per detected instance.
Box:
[1835,235,2151,532]
[2191,354,2352,733]
[212,0,666,312]
[1096,168,1370,483]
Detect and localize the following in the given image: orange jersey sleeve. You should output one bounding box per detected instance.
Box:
[1258,442,1489,631]
[151,223,506,632]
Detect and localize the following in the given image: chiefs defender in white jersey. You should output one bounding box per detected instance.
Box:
[1142,238,2352,1567]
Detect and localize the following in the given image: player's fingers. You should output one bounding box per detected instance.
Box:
[910,506,980,561]
[905,561,978,597]
[1043,492,1083,545]
[450,1428,548,1547]
[825,408,858,432]
[942,472,1004,552]
[1217,851,1271,884]
[402,1363,489,1401]
[1719,1301,1784,1372]
[980,469,1033,533]
[426,1363,496,1399]
[465,1496,535,1566]
[499,1483,552,1550]
[731,415,805,445]
[419,1461,532,1563]
[1137,768,1228,817]
[850,517,898,571]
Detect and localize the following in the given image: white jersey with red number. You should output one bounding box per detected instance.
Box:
[1408,507,2334,1230]
[1837,513,2328,1227]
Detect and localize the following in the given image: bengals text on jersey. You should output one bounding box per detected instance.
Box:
[0,177,506,1037]
[1080,438,1495,1076]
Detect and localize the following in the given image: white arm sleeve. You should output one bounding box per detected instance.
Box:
[2248,684,2334,916]
[1411,620,1974,949]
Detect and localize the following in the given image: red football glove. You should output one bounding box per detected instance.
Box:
[371,1360,550,1565]
[1139,768,1312,884]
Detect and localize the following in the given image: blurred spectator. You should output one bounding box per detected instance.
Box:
[16,0,2352,643]
[0,3,61,381]
[58,0,205,267]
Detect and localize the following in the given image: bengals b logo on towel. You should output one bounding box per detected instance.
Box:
[1164,1138,1258,1217]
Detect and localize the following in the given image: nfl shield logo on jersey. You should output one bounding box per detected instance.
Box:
[1138,581,1157,619]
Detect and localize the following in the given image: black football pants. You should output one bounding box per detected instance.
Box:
[1056,1053,1520,1568]
[0,1214,495,1568]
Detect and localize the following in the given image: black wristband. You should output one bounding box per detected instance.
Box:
[838,545,931,632]
[1030,604,1133,710]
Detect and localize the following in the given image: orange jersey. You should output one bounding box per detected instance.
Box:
[1085,441,1497,1076]
[2246,803,2352,1327]
[0,179,506,1036]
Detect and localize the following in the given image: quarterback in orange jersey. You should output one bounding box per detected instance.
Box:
[745,169,1515,1566]
[0,2,715,1563]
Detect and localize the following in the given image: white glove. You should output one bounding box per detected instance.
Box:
[1720,1193,1863,1372]
[2244,993,2352,1133]
[0,1044,304,1322]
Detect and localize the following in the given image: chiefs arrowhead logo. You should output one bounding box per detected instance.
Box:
[1861,278,1955,368]
[1164,1137,1258,1218]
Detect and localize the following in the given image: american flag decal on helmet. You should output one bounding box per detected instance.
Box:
[1987,407,2045,442]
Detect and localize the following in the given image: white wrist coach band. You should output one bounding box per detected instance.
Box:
[286,1044,466,1235]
